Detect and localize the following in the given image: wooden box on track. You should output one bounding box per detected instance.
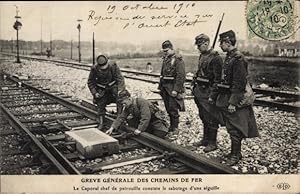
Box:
[65,128,119,158]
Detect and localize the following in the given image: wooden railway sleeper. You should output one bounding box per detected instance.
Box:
[31,150,43,164]
[54,141,76,153]
[168,162,186,171]
[57,120,72,130]
[40,135,81,174]
[162,151,176,160]
[40,163,55,174]
[21,139,33,151]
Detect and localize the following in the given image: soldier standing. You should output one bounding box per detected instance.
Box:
[158,40,185,132]
[217,30,259,165]
[146,62,153,73]
[46,48,51,58]
[106,90,169,138]
[87,54,125,130]
[192,34,224,152]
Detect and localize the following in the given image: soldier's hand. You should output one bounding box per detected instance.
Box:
[208,97,215,104]
[171,91,178,97]
[105,127,114,135]
[191,77,196,86]
[157,83,162,91]
[228,104,236,113]
[94,93,101,99]
[117,90,124,95]
[134,129,141,135]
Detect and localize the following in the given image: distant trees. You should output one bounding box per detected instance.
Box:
[110,52,159,59]
[238,40,300,57]
[1,39,299,58]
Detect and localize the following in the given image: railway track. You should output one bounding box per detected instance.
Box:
[0,73,238,174]
[2,52,299,113]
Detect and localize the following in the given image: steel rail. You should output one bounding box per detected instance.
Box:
[104,115,239,174]
[8,76,99,120]
[131,135,238,174]
[4,53,299,113]
[7,74,239,174]
[40,135,81,174]
[3,53,299,112]
[0,103,71,174]
[2,77,84,174]
[254,99,300,113]
[3,53,299,100]
[123,75,158,84]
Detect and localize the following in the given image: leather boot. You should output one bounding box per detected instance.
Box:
[97,116,104,130]
[226,138,242,166]
[116,103,123,115]
[224,152,242,159]
[193,124,209,147]
[169,117,174,132]
[204,127,218,153]
[169,117,179,132]
[173,117,179,129]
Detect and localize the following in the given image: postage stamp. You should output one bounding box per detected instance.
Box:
[246,0,296,40]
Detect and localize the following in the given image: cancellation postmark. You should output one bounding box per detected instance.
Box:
[246,0,296,40]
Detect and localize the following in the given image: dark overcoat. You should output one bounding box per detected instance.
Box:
[159,54,185,111]
[193,49,224,124]
[112,98,168,134]
[87,62,125,101]
[216,48,259,138]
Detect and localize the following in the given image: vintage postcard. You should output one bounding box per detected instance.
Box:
[0,0,299,193]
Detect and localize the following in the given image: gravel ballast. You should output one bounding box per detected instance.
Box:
[1,58,299,174]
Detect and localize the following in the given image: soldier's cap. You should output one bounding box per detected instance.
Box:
[118,89,131,102]
[96,54,108,66]
[195,34,210,45]
[162,40,173,50]
[219,30,236,44]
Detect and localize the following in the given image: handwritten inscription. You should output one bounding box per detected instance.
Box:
[87,3,213,29]
[105,3,195,14]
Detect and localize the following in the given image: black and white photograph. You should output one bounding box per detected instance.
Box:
[0,1,299,193]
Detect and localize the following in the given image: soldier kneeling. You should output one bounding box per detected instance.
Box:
[106,90,169,138]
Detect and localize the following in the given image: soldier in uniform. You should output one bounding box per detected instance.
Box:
[217,30,259,165]
[192,34,224,152]
[158,40,186,132]
[106,90,169,138]
[87,54,125,130]
[46,48,51,58]
[146,62,153,73]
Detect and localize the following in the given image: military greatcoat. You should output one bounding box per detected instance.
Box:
[87,62,125,115]
[193,49,224,125]
[216,48,259,138]
[112,98,168,137]
[159,53,186,114]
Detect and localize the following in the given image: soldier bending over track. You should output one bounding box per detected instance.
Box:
[87,54,125,130]
[106,90,169,138]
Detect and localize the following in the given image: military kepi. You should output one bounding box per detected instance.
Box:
[162,40,173,49]
[219,30,236,44]
[96,54,108,66]
[118,89,131,102]
[195,34,209,45]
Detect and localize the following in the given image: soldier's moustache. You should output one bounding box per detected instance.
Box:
[99,63,109,69]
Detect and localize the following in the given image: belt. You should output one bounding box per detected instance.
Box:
[217,83,230,93]
[196,77,209,84]
[96,80,116,89]
[217,83,230,89]
[161,76,174,81]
